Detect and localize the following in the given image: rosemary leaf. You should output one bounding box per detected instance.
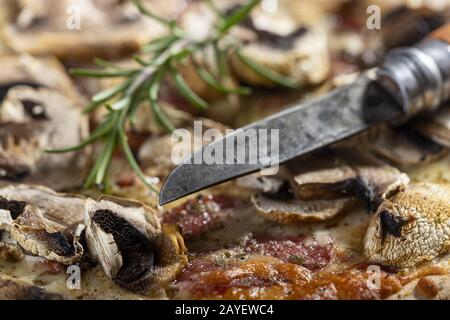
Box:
[236,49,297,88]
[111,96,132,111]
[170,66,208,110]
[195,62,251,95]
[142,36,178,54]
[119,128,159,193]
[82,100,104,114]
[213,42,230,79]
[92,78,133,102]
[70,68,137,78]
[94,58,125,69]
[149,70,176,133]
[133,55,149,66]
[205,0,223,19]
[132,0,173,27]
[46,116,115,153]
[218,0,261,33]
[95,134,117,186]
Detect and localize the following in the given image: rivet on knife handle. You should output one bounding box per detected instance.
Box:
[377,23,450,117]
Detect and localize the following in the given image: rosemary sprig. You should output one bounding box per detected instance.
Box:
[48,0,297,192]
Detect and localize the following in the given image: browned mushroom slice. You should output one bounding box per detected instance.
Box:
[412,106,450,148]
[227,0,331,88]
[363,125,448,166]
[0,85,89,190]
[364,183,450,268]
[0,184,86,265]
[252,190,354,224]
[1,0,181,61]
[252,148,409,224]
[288,148,409,207]
[84,196,188,294]
[0,275,64,300]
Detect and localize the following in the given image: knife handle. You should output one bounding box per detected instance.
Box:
[377,23,450,117]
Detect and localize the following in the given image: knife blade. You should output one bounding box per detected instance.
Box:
[159,76,402,205]
[159,25,450,206]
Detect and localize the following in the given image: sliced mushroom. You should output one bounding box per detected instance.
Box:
[362,125,448,166]
[252,189,355,224]
[1,0,185,61]
[84,196,187,293]
[178,0,330,90]
[0,184,86,265]
[252,147,409,224]
[288,148,410,204]
[0,275,64,300]
[412,106,450,148]
[228,3,330,88]
[364,183,450,268]
[0,85,89,190]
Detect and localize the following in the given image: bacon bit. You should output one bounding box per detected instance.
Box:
[34,260,66,275]
[162,195,235,238]
[244,236,333,271]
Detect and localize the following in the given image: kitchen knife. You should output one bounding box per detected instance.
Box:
[159,23,450,206]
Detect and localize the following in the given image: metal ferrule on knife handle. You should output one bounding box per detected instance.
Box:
[377,23,450,117]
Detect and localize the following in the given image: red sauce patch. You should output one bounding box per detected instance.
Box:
[244,236,333,271]
[162,195,235,238]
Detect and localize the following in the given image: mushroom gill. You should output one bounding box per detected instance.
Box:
[0,184,85,265]
[252,148,409,224]
[84,196,187,294]
[364,183,450,268]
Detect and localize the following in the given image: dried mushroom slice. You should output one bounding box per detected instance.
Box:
[252,148,409,224]
[84,196,187,293]
[252,190,354,223]
[362,125,448,166]
[0,184,86,265]
[0,275,64,300]
[364,183,450,268]
[412,106,450,148]
[289,148,410,205]
[1,0,179,61]
[0,85,89,190]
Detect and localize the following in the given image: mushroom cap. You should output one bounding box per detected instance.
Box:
[364,183,450,268]
[84,195,187,293]
[0,184,86,265]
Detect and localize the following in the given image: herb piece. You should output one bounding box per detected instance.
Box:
[48,0,297,192]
